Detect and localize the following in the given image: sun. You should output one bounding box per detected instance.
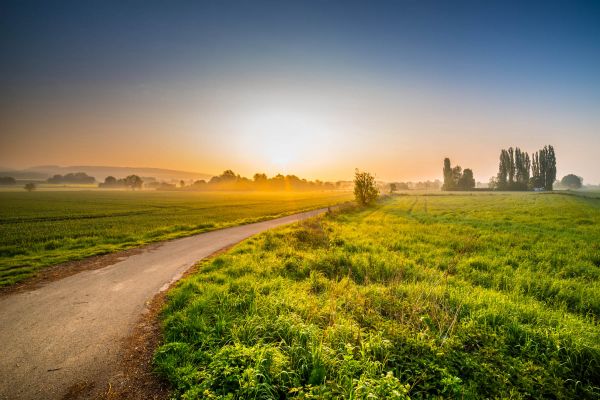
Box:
[236,108,329,171]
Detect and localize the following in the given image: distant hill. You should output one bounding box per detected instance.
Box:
[0,166,213,182]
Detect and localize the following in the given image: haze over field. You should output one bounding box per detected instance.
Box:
[1,1,599,183]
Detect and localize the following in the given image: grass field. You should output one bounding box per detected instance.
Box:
[155,192,600,399]
[0,190,352,286]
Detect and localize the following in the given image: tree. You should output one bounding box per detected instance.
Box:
[458,168,475,190]
[497,149,510,190]
[452,165,462,187]
[507,147,515,186]
[534,145,556,190]
[561,174,582,189]
[530,151,542,189]
[389,183,398,194]
[545,145,557,190]
[47,172,95,184]
[253,173,267,182]
[180,180,185,188]
[104,176,117,185]
[221,170,237,182]
[514,147,530,189]
[353,169,379,205]
[124,175,143,190]
[443,158,475,191]
[442,158,454,190]
[0,176,16,185]
[24,183,36,192]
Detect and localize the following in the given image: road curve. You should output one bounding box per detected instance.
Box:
[0,208,329,399]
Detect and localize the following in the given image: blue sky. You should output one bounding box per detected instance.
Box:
[1,0,599,182]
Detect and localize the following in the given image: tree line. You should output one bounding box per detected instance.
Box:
[187,170,338,191]
[442,144,558,191]
[0,177,17,185]
[47,172,95,184]
[442,158,475,190]
[99,175,144,189]
[491,145,556,190]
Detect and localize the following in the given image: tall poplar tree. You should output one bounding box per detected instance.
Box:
[544,145,556,190]
[508,147,515,186]
[497,149,509,190]
[443,158,454,190]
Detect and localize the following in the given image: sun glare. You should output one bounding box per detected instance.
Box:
[236,108,330,171]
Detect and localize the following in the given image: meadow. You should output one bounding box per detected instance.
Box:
[155,192,600,399]
[0,190,352,286]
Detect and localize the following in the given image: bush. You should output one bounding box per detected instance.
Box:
[353,169,379,205]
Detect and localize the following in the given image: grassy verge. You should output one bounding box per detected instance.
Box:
[0,191,352,286]
[155,192,600,399]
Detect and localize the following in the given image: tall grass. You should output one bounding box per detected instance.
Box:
[156,193,600,399]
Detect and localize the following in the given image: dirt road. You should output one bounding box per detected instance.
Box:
[0,208,328,399]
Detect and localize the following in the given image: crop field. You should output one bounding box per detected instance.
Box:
[0,190,352,286]
[156,192,600,399]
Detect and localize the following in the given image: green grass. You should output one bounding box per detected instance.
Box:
[155,192,600,399]
[0,190,352,286]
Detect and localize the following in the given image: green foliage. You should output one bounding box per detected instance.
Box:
[442,158,475,191]
[353,169,379,205]
[156,192,600,399]
[497,145,555,191]
[196,170,337,191]
[561,174,583,189]
[0,191,352,286]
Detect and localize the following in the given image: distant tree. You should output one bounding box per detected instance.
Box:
[507,147,516,186]
[497,149,510,189]
[180,180,185,188]
[514,147,530,190]
[458,168,475,190]
[443,158,475,191]
[493,145,555,191]
[24,183,36,192]
[104,176,117,185]
[0,176,16,185]
[561,174,582,189]
[534,145,556,190]
[530,151,542,189]
[181,170,339,192]
[545,145,557,190]
[47,172,95,184]
[253,173,268,182]
[124,175,143,190]
[47,174,63,184]
[221,170,237,181]
[442,158,454,190]
[452,165,462,188]
[389,183,398,193]
[353,169,379,205]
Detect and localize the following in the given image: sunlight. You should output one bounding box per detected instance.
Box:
[236,108,330,170]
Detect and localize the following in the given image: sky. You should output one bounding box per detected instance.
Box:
[1,0,599,183]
